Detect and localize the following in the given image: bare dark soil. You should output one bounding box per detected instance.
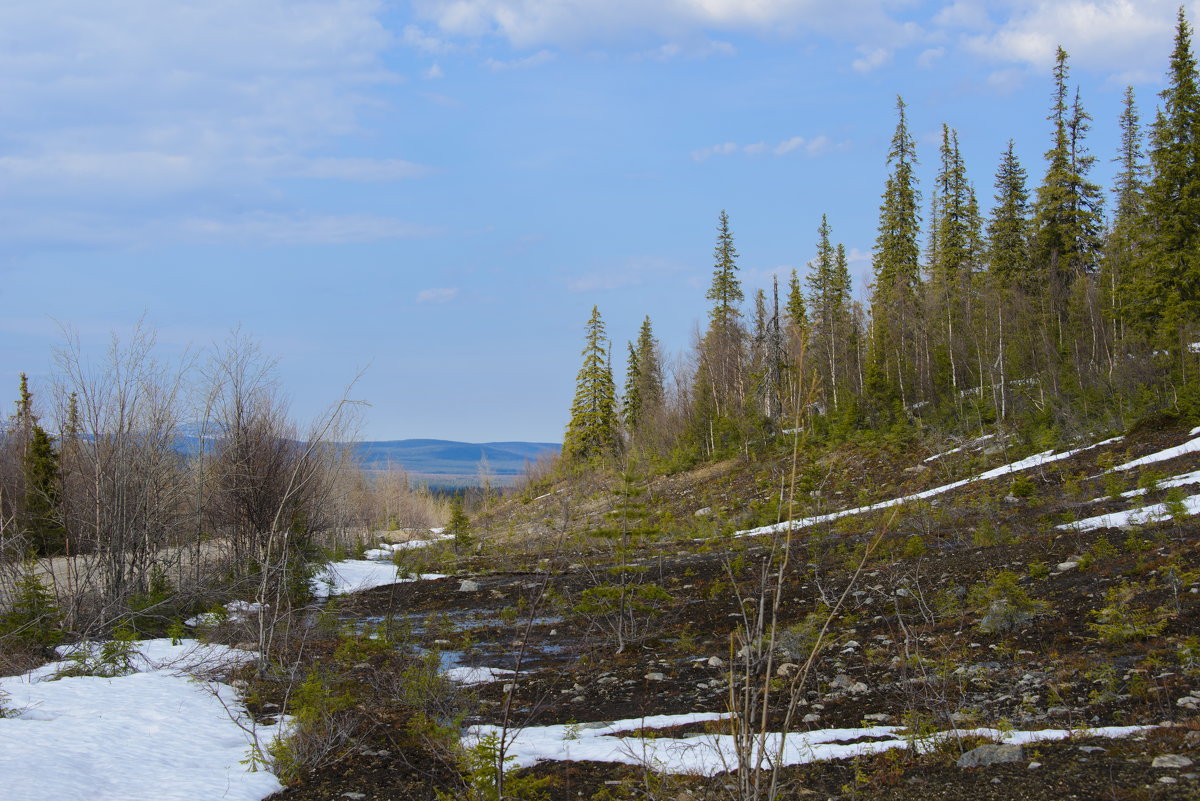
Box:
[272,424,1200,801]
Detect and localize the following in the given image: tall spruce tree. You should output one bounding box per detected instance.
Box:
[9,374,66,556]
[693,210,748,452]
[1104,86,1148,345]
[1031,47,1104,352]
[987,140,1031,284]
[564,306,619,460]
[867,96,923,415]
[1137,7,1200,355]
[928,124,981,399]
[985,140,1032,420]
[807,215,854,410]
[708,209,744,325]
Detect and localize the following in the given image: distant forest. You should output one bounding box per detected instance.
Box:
[562,10,1200,468]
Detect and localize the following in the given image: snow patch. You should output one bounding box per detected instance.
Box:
[1058,493,1200,532]
[445,666,517,685]
[363,533,454,560]
[738,437,1122,538]
[312,559,446,598]
[0,638,284,801]
[923,434,995,463]
[1114,435,1200,471]
[466,714,1153,776]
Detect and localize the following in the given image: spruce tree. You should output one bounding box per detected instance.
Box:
[9,374,66,556]
[1031,47,1104,352]
[867,96,922,415]
[623,317,663,435]
[708,210,744,326]
[987,140,1031,284]
[563,306,619,460]
[1137,7,1200,354]
[1104,86,1147,344]
[807,215,854,410]
[693,211,748,452]
[622,341,642,432]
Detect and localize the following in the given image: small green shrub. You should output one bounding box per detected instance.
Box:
[55,626,140,679]
[443,732,549,801]
[0,567,63,647]
[1088,583,1168,644]
[968,571,1048,634]
[1009,475,1036,499]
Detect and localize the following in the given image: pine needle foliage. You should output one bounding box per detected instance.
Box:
[564,306,619,461]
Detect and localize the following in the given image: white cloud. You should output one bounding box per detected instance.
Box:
[403,23,459,53]
[964,1,1183,71]
[0,2,406,202]
[932,0,992,31]
[917,47,946,69]
[411,0,907,49]
[416,287,460,303]
[692,135,838,161]
[181,213,443,245]
[691,142,740,161]
[484,49,557,70]
[567,256,684,292]
[634,38,737,61]
[424,63,446,79]
[285,157,433,181]
[852,46,892,73]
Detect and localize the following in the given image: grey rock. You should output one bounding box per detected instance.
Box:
[457,579,480,592]
[645,672,665,682]
[957,744,1025,768]
[1152,755,1194,769]
[707,656,725,668]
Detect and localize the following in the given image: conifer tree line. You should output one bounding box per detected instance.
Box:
[564,10,1200,464]
[0,327,443,641]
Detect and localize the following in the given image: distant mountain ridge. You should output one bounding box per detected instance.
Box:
[171,430,556,487]
[350,438,560,484]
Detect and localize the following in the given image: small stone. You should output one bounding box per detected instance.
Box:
[802,713,820,723]
[957,744,1025,768]
[645,672,665,682]
[694,507,712,517]
[1028,762,1042,769]
[863,713,891,723]
[571,696,585,703]
[458,579,480,592]
[1055,561,1079,572]
[777,663,800,677]
[1152,755,1194,769]
[1176,696,1199,709]
[707,656,725,668]
[342,794,367,800]
[1159,776,1178,784]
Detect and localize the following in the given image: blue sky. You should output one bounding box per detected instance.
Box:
[1,0,1194,442]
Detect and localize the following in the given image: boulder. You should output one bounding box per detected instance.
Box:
[957,744,1025,768]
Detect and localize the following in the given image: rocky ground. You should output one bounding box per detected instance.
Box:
[270,422,1200,801]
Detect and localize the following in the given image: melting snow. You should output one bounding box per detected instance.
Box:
[0,639,284,801]
[312,559,446,598]
[1114,435,1200,471]
[1059,492,1200,532]
[738,437,1122,538]
[466,714,1153,776]
[363,533,454,560]
[923,434,995,463]
[445,666,517,685]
